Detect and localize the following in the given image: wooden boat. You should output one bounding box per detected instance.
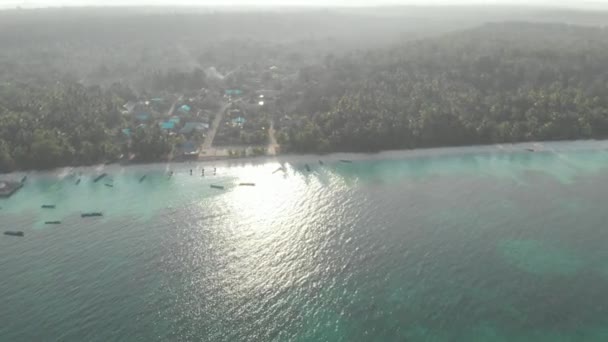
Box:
[305,164,311,172]
[21,176,27,183]
[526,148,535,152]
[104,183,114,188]
[319,160,324,165]
[339,160,353,163]
[4,231,24,237]
[93,173,108,183]
[272,167,284,174]
[139,175,147,183]
[81,212,103,218]
[41,205,56,209]
[210,185,225,190]
[239,183,256,186]
[0,181,23,198]
[45,221,61,225]
[75,179,81,185]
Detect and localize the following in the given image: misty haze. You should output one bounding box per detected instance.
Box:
[2,1,608,341]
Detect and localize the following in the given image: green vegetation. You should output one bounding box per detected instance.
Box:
[4,8,608,170]
[0,81,173,172]
[279,23,608,152]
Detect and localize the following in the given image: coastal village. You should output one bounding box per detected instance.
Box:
[119,64,290,162]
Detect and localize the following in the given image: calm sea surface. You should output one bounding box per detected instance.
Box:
[2,141,608,341]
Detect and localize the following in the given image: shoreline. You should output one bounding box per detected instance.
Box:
[2,139,608,176]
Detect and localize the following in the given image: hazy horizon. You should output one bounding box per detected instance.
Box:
[2,0,608,10]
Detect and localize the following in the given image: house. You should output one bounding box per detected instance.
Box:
[225,89,243,96]
[136,113,151,122]
[232,117,246,127]
[160,121,176,130]
[179,141,200,158]
[180,122,209,135]
[178,104,191,114]
[122,101,137,114]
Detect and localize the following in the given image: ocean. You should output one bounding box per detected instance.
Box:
[2,141,608,341]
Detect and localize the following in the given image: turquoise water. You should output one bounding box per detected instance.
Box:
[2,141,608,341]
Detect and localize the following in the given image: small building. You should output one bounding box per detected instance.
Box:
[160,121,176,130]
[232,117,246,127]
[225,89,243,96]
[178,141,200,158]
[178,104,191,114]
[136,113,151,122]
[122,101,137,114]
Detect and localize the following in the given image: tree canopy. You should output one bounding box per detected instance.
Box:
[279,23,608,153]
[0,81,172,172]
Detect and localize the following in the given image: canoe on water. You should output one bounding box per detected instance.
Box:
[81,212,103,218]
[93,173,108,183]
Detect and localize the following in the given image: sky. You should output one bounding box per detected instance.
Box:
[0,0,607,9]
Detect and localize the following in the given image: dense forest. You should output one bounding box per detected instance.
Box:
[2,6,608,88]
[0,81,172,172]
[278,22,608,152]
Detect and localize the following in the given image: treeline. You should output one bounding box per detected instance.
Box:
[0,81,172,172]
[279,22,608,152]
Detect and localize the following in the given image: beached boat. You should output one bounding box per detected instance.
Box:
[239,183,256,186]
[93,173,108,183]
[210,185,225,190]
[4,231,24,237]
[339,160,353,163]
[0,181,23,198]
[75,179,81,185]
[305,164,311,172]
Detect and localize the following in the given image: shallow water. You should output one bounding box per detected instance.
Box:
[2,141,608,341]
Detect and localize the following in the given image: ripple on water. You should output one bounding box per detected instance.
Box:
[498,239,583,276]
[4,143,608,341]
